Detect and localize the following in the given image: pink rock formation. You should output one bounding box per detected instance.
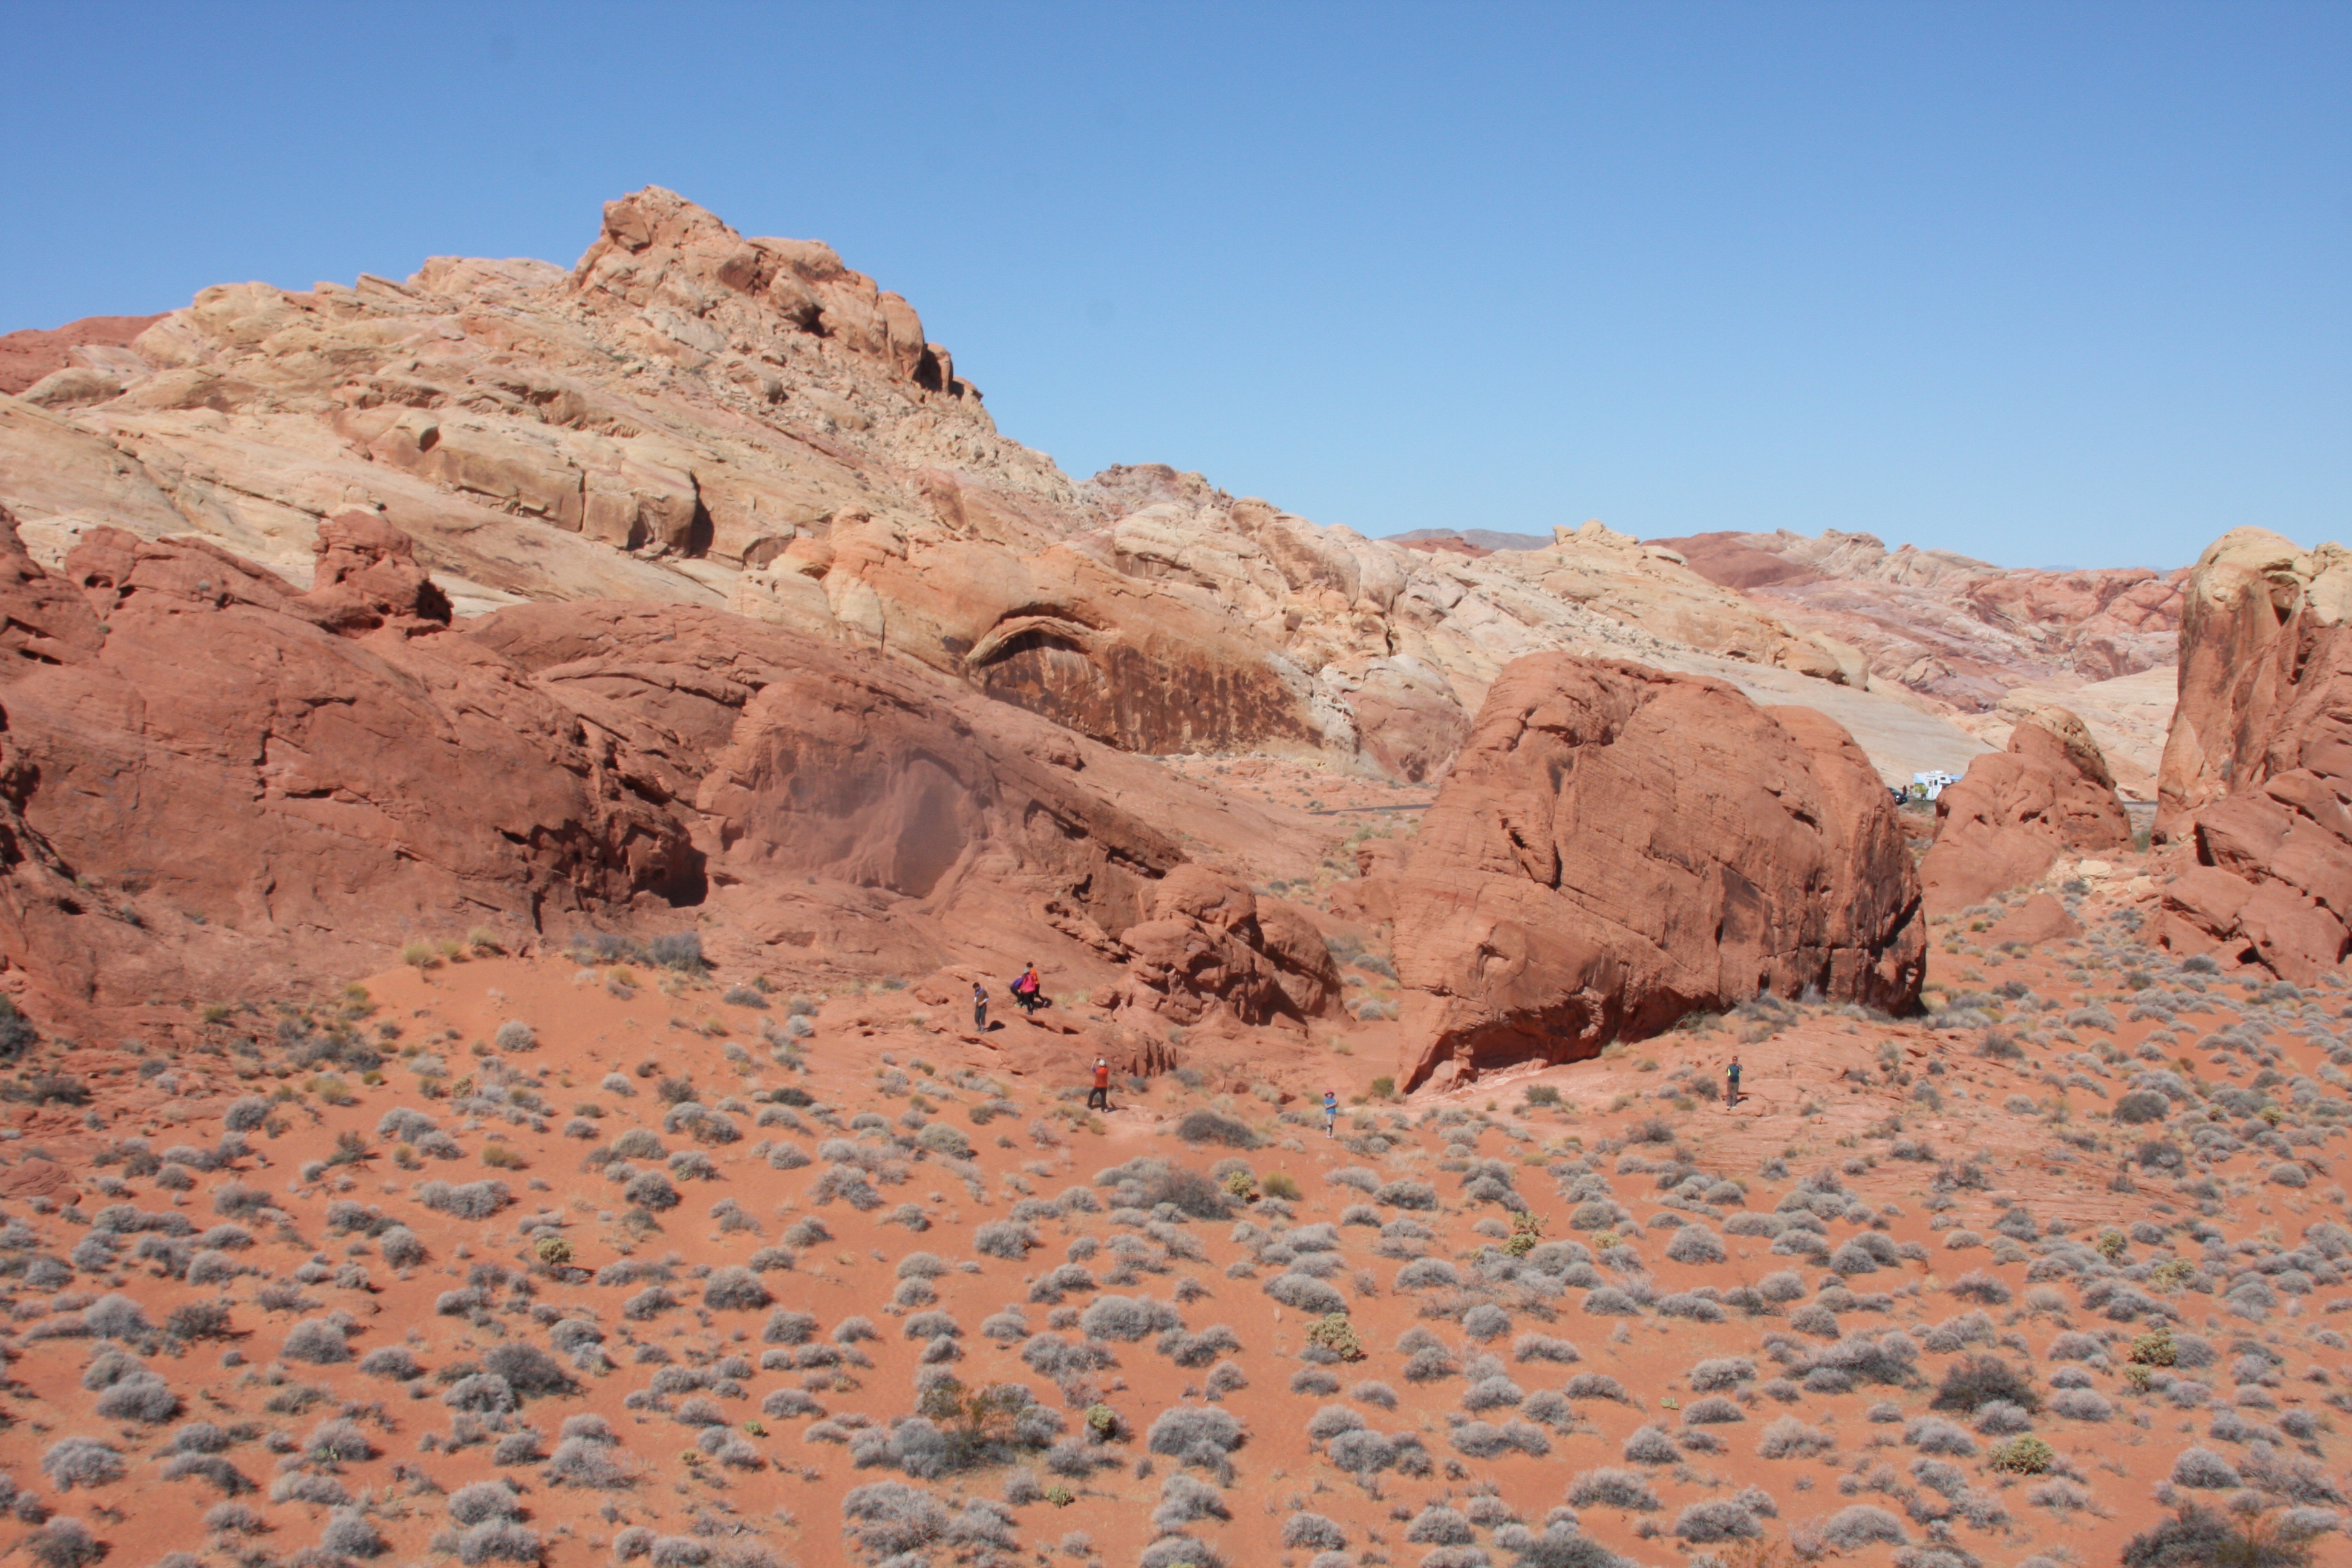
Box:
[1389,655,1923,1091]
[1919,705,2130,912]
[2151,528,2352,979]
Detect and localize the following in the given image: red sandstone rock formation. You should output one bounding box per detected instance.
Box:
[0,313,163,396]
[1918,705,2130,912]
[2150,528,2352,980]
[1390,655,1923,1091]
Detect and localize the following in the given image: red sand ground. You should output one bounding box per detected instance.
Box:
[0,840,2344,1568]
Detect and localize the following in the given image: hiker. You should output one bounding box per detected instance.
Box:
[1726,1054,1742,1107]
[1011,962,1046,1014]
[971,980,988,1032]
[1088,1057,1111,1111]
[1322,1090,1339,1137]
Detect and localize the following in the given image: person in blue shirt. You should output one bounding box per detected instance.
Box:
[1726,1054,1742,1108]
[1322,1091,1339,1136]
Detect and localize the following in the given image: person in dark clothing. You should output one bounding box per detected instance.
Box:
[1087,1057,1111,1111]
[972,981,988,1032]
[1726,1054,1742,1108]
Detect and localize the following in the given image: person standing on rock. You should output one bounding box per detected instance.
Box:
[1726,1054,1742,1108]
[972,980,988,1033]
[1322,1091,1339,1137]
[1013,962,1045,1014]
[1088,1057,1111,1111]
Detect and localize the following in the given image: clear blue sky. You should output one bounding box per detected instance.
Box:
[4,2,2344,569]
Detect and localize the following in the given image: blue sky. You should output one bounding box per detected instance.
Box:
[4,2,2344,569]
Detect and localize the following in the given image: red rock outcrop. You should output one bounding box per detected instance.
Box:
[0,504,1339,1037]
[2149,528,2352,979]
[0,313,163,396]
[1918,705,2130,911]
[1390,655,1923,1090]
[1108,864,1340,1026]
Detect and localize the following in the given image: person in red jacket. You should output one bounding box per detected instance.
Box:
[1088,1057,1111,1111]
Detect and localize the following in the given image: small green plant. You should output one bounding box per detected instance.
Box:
[1044,1485,1076,1507]
[2150,1258,2196,1292]
[1305,1313,1364,1361]
[1083,1403,1119,1439]
[1261,1170,1301,1201]
[2128,1325,2178,1367]
[2096,1230,2127,1262]
[1504,1209,1546,1257]
[400,942,434,972]
[1369,1075,1397,1100]
[1221,1170,1258,1202]
[534,1234,573,1268]
[1987,1434,2054,1474]
[482,1143,524,1170]
[309,1074,353,1106]
[1591,1230,1621,1253]
[2123,1365,2153,1393]
[1523,1084,1561,1106]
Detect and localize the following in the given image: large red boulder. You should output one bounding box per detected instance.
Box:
[1390,655,1923,1091]
[2148,529,2352,979]
[1918,705,2130,912]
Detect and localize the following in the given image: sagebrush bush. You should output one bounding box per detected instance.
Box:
[1932,1354,2039,1414]
[703,1266,773,1311]
[281,1319,350,1365]
[1175,1110,1256,1148]
[357,1345,422,1380]
[321,1508,388,1558]
[417,1180,512,1220]
[1818,1504,1906,1550]
[485,1343,573,1397]
[42,1439,123,1491]
[1567,1467,1659,1511]
[448,1480,523,1526]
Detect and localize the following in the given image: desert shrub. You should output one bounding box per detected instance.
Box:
[1567,1467,1659,1510]
[1563,1373,1629,1403]
[24,1518,102,1568]
[973,1220,1038,1260]
[41,1439,123,1491]
[2171,1445,2242,1489]
[1083,1295,1180,1341]
[281,1319,349,1365]
[376,1225,426,1269]
[1282,1512,1347,1550]
[1673,1500,1761,1543]
[455,1521,540,1565]
[543,1438,632,1489]
[1905,1416,1978,1456]
[1759,1417,1833,1459]
[222,1096,270,1133]
[205,1502,264,1534]
[448,1480,523,1527]
[443,1373,518,1414]
[358,1345,423,1380]
[1817,1505,1906,1549]
[1989,1434,2056,1474]
[1407,1505,1475,1544]
[1684,1395,1745,1425]
[1514,1333,1580,1364]
[417,1180,513,1220]
[842,1480,951,1557]
[2120,1504,2316,1567]
[1931,1355,2038,1414]
[1665,1225,1726,1265]
[271,1472,351,1506]
[1171,1108,1256,1148]
[1147,1405,1243,1459]
[1376,1179,1439,1210]
[89,1369,174,1422]
[485,1343,573,1397]
[703,1266,773,1311]
[1462,1304,1513,1341]
[322,1508,388,1558]
[2114,1089,2169,1124]
[1264,1273,1345,1314]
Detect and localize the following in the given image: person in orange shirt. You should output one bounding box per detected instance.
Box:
[1088,1057,1111,1111]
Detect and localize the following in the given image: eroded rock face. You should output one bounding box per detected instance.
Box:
[1109,864,1340,1026]
[0,509,1306,1033]
[2149,528,2352,979]
[1918,706,2131,912]
[1390,655,1923,1090]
